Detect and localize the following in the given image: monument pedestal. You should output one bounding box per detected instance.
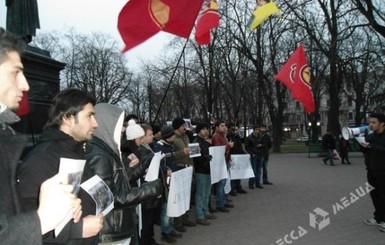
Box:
[13,45,65,151]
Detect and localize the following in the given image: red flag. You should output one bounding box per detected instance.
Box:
[118,0,160,52]
[275,44,315,113]
[16,91,30,116]
[161,0,204,38]
[195,0,220,45]
[118,0,203,52]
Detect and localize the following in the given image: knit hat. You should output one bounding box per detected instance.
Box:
[161,125,175,139]
[195,123,209,134]
[126,119,145,140]
[172,117,185,130]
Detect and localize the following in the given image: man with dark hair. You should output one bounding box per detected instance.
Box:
[18,88,103,244]
[212,120,234,212]
[362,112,385,232]
[245,126,264,189]
[259,125,273,185]
[193,123,216,225]
[322,129,337,166]
[172,117,196,231]
[0,27,82,244]
[154,125,183,243]
[227,125,247,195]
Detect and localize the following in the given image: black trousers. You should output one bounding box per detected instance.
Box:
[367,170,385,222]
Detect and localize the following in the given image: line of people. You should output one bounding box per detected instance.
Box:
[0,27,277,245]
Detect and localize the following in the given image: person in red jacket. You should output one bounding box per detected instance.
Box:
[211,120,234,212]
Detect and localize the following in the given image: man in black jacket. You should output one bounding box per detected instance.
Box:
[362,113,385,232]
[193,123,217,226]
[0,27,81,244]
[245,126,264,189]
[18,89,103,244]
[322,130,337,166]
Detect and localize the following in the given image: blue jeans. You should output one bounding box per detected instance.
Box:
[323,149,334,165]
[195,173,211,219]
[160,203,174,234]
[249,155,263,187]
[215,178,227,208]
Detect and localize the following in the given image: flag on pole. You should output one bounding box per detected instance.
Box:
[118,0,203,52]
[195,0,220,45]
[247,0,281,30]
[275,44,315,113]
[118,0,160,52]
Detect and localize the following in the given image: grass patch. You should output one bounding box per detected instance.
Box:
[280,142,308,153]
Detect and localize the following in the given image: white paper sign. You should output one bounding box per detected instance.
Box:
[188,143,201,158]
[355,136,366,146]
[209,146,229,184]
[55,158,86,236]
[229,154,255,179]
[81,175,114,216]
[145,152,163,181]
[167,167,193,217]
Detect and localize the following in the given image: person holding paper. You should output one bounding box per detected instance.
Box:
[153,125,183,243]
[211,120,234,212]
[193,123,216,226]
[17,89,103,244]
[86,103,163,245]
[0,28,82,244]
[138,124,164,245]
[172,117,196,231]
[362,113,385,232]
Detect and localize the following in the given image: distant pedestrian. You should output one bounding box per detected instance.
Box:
[322,130,337,166]
[339,137,351,164]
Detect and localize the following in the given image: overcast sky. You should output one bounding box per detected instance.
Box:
[0,0,170,68]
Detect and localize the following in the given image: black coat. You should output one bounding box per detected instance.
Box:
[0,122,42,244]
[193,135,212,174]
[86,137,163,243]
[17,128,97,245]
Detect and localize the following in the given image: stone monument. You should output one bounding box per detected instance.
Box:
[6,0,65,154]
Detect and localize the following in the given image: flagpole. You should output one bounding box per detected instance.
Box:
[152,39,189,125]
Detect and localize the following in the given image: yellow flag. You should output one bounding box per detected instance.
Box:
[247,1,281,30]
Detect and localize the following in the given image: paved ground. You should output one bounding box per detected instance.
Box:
[154,152,384,245]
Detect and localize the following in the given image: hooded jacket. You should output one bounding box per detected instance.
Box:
[17,128,97,245]
[85,103,163,243]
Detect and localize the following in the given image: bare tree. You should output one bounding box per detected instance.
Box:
[31,29,133,106]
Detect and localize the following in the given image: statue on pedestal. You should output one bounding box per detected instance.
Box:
[6,0,40,43]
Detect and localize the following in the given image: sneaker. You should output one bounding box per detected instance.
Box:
[205,213,217,219]
[209,207,217,213]
[364,218,381,226]
[169,230,183,238]
[196,219,211,226]
[263,181,273,185]
[174,226,186,233]
[237,189,247,194]
[183,220,196,227]
[161,234,176,244]
[216,207,230,213]
[380,223,385,232]
[323,159,327,165]
[225,203,234,208]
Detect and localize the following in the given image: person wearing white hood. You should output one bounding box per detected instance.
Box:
[86,103,163,245]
